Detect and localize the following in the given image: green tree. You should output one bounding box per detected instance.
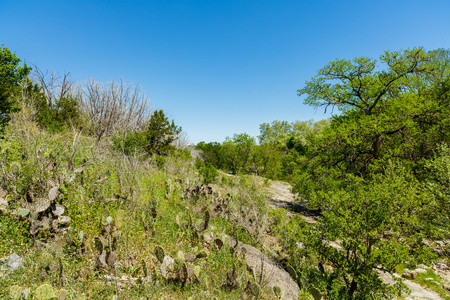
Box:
[144,110,181,155]
[296,48,450,174]
[0,46,31,132]
[298,48,431,116]
[222,133,256,174]
[252,142,282,178]
[289,48,449,298]
[259,120,293,145]
[291,163,427,299]
[421,143,450,238]
[196,141,227,170]
[112,110,181,156]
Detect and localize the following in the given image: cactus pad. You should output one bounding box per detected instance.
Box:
[155,246,165,263]
[34,283,56,300]
[115,209,125,228]
[48,186,59,201]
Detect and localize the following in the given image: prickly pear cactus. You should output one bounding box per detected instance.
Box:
[48,186,59,201]
[204,209,210,225]
[309,286,323,300]
[193,265,201,277]
[115,209,125,229]
[247,282,261,296]
[286,265,298,281]
[196,250,208,259]
[176,250,185,261]
[273,286,282,297]
[101,209,110,225]
[9,285,23,300]
[39,252,53,269]
[155,246,165,264]
[94,237,103,253]
[34,283,56,300]
[56,289,68,300]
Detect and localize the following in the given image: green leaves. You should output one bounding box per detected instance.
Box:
[292,47,450,297]
[112,109,182,156]
[0,45,31,132]
[298,47,430,115]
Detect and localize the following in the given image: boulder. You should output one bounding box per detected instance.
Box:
[224,235,300,300]
[414,268,427,274]
[402,269,418,280]
[0,253,25,276]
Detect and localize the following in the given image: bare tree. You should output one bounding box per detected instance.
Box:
[80,78,151,142]
[173,131,190,149]
[33,66,75,108]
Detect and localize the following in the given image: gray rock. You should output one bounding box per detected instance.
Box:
[224,235,300,300]
[414,268,427,274]
[379,271,443,300]
[403,269,418,280]
[0,253,25,276]
[160,255,174,279]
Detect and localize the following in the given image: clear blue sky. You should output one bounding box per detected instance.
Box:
[1,0,450,143]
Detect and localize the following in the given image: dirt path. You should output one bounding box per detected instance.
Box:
[265,180,318,224]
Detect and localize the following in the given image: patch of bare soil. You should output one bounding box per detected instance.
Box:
[264,179,318,224]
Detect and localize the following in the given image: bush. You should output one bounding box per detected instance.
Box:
[195,160,218,184]
[112,110,182,157]
[421,143,450,238]
[35,95,83,132]
[112,130,146,156]
[0,46,31,133]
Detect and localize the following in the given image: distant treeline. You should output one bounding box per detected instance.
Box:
[196,119,328,181]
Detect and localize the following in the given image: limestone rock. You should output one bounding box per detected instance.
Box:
[224,234,300,300]
[160,255,174,279]
[402,269,418,280]
[414,268,427,274]
[0,253,25,276]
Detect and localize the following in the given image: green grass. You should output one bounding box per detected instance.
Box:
[415,268,450,300]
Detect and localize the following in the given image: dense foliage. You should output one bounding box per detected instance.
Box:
[112,109,182,156]
[0,46,31,132]
[286,48,450,299]
[196,120,328,181]
[194,47,450,299]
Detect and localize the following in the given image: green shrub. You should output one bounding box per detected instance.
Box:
[35,95,83,132]
[112,110,182,157]
[0,45,31,133]
[195,160,218,184]
[112,130,145,155]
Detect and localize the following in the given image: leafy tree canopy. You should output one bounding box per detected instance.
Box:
[0,46,31,131]
[289,48,450,298]
[298,48,432,115]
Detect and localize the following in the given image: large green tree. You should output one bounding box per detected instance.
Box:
[0,46,31,132]
[297,48,449,174]
[289,48,450,298]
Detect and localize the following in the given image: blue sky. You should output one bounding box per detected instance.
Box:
[1,0,450,143]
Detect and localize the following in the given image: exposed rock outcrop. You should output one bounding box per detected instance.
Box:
[224,234,300,300]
